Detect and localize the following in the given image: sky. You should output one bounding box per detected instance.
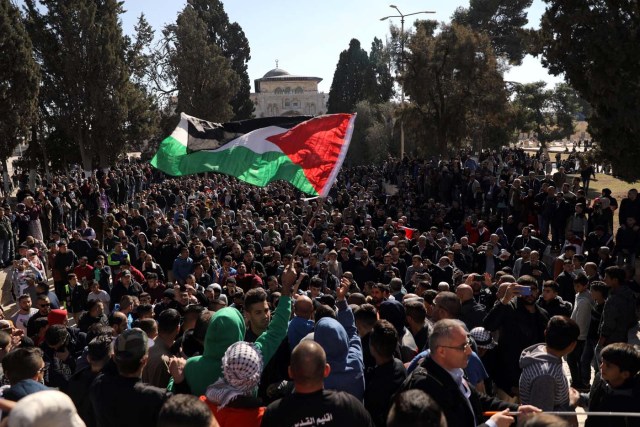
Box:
[119,0,564,93]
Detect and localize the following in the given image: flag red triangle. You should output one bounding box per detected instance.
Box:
[267,114,354,195]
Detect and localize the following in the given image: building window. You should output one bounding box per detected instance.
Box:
[295,87,303,94]
[292,99,299,108]
[284,87,291,94]
[284,99,291,107]
[275,87,283,95]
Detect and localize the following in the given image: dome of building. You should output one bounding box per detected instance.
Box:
[263,68,290,78]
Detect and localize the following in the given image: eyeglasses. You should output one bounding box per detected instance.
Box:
[440,338,473,352]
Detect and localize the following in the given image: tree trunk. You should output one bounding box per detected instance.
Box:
[77,130,92,178]
[36,124,51,182]
[1,158,10,197]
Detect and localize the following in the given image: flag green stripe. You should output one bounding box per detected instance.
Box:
[151,136,318,195]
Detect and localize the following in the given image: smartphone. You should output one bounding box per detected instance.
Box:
[515,285,532,296]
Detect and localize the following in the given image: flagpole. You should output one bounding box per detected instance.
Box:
[484,411,640,418]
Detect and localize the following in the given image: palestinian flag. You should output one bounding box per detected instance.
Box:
[150,112,356,197]
[398,226,417,240]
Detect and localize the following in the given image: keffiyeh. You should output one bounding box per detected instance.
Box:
[205,341,263,408]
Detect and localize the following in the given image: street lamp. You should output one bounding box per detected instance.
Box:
[381,5,435,159]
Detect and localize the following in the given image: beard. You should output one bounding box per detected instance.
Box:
[520,296,536,306]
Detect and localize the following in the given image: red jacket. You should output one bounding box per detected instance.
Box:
[200,396,265,427]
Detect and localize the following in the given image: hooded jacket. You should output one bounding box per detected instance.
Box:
[287,316,314,350]
[314,300,364,400]
[518,343,570,411]
[184,296,291,396]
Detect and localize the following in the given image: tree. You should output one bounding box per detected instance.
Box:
[348,101,395,165]
[538,0,640,181]
[452,0,534,65]
[402,23,510,155]
[123,14,161,152]
[510,81,588,145]
[25,0,157,172]
[369,37,395,103]
[327,39,377,114]
[0,0,39,192]
[188,0,253,120]
[156,6,239,124]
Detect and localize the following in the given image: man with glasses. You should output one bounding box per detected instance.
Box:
[26,295,51,338]
[399,319,539,427]
[1,347,49,401]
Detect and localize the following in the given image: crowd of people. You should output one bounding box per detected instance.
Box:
[0,145,638,427]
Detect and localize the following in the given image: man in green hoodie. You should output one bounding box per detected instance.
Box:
[183,264,296,396]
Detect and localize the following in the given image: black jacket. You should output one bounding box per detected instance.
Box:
[483,299,549,394]
[585,374,640,427]
[90,373,168,427]
[399,356,518,427]
[460,299,487,331]
[364,358,407,427]
[109,280,143,311]
[537,296,573,317]
[64,367,101,427]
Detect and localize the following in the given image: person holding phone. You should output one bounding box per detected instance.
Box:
[483,277,550,401]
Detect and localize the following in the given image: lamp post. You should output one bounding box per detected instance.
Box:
[381,5,435,159]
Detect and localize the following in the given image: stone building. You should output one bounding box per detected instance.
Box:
[250,66,328,118]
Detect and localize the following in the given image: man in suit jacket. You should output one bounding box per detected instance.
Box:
[399,319,540,427]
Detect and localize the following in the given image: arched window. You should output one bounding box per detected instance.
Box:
[284,99,291,107]
[274,87,283,95]
[295,87,303,94]
[284,87,291,94]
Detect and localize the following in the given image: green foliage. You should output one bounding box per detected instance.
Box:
[538,0,640,181]
[452,0,533,65]
[24,0,159,171]
[328,38,396,114]
[160,6,239,123]
[0,0,39,161]
[188,0,253,120]
[348,101,395,165]
[369,38,395,103]
[402,23,510,155]
[511,81,586,144]
[327,39,376,114]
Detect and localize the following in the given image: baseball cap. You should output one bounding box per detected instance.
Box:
[470,327,496,350]
[121,270,132,277]
[114,328,148,361]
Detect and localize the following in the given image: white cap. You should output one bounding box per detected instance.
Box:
[9,390,86,427]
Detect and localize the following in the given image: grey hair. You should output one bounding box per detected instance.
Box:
[429,319,467,353]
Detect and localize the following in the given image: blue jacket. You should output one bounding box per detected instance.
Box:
[315,300,364,400]
[3,379,49,401]
[288,316,314,349]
